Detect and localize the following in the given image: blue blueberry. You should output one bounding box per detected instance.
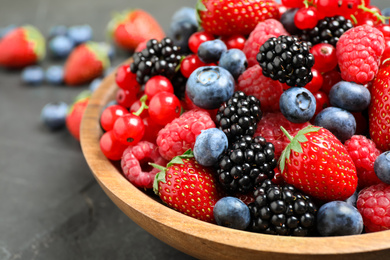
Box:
[345,189,358,207]
[382,8,390,24]
[40,102,69,131]
[279,87,316,123]
[314,107,356,143]
[49,35,74,59]
[172,7,198,26]
[329,81,371,112]
[21,66,44,85]
[317,201,363,236]
[89,78,102,92]
[186,66,235,109]
[197,39,228,63]
[280,8,301,35]
[170,7,198,54]
[48,25,68,38]
[45,65,64,85]
[213,197,251,230]
[0,24,17,39]
[218,49,248,80]
[194,128,228,167]
[67,24,93,45]
[374,151,390,184]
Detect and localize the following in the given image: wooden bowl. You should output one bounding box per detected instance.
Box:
[80,67,390,260]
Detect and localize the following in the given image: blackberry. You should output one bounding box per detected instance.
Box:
[215,91,262,142]
[216,135,277,194]
[257,35,314,87]
[248,180,317,236]
[299,16,353,47]
[130,37,182,85]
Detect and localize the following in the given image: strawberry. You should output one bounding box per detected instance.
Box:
[0,25,45,69]
[64,41,110,86]
[279,126,358,201]
[369,60,390,151]
[152,149,222,223]
[66,91,91,141]
[107,9,165,51]
[196,0,280,37]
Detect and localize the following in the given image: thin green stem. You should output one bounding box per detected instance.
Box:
[280,126,294,142]
[133,94,149,117]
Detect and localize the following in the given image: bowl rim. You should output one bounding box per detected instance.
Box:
[80,63,390,260]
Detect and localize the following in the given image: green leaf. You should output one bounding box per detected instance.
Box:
[195,0,207,27]
[86,41,111,70]
[279,150,287,174]
[23,25,46,60]
[296,125,321,136]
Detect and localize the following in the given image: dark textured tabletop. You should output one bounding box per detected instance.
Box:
[0,0,388,259]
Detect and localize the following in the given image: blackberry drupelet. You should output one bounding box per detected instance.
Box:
[257,35,314,87]
[216,91,262,142]
[300,16,353,47]
[216,135,277,194]
[130,37,182,85]
[248,180,317,236]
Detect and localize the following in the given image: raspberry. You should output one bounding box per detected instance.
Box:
[156,109,215,160]
[357,183,390,233]
[254,112,310,159]
[344,135,382,188]
[121,141,167,189]
[336,25,386,85]
[237,65,284,112]
[243,19,288,68]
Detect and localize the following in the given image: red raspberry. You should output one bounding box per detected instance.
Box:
[336,25,385,85]
[357,183,390,232]
[237,65,284,112]
[344,135,382,188]
[243,19,288,68]
[254,112,310,159]
[156,109,215,160]
[121,141,167,189]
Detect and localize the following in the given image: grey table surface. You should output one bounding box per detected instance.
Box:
[0,0,388,259]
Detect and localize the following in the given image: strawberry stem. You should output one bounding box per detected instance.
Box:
[133,94,148,117]
[358,0,389,24]
[280,126,294,142]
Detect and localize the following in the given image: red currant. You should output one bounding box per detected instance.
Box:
[144,75,174,99]
[115,64,140,91]
[313,91,330,117]
[180,54,212,78]
[310,43,338,73]
[188,31,215,54]
[356,6,383,26]
[100,105,129,132]
[316,0,339,18]
[112,114,145,145]
[375,24,390,38]
[142,116,164,144]
[281,0,304,8]
[116,88,137,108]
[294,7,319,30]
[305,68,323,93]
[148,92,181,125]
[321,70,342,94]
[100,130,128,161]
[130,99,149,119]
[220,35,246,50]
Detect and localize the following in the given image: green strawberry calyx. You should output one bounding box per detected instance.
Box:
[23,25,46,61]
[67,90,91,115]
[106,9,135,39]
[85,41,111,70]
[195,0,207,28]
[151,149,194,194]
[278,125,321,174]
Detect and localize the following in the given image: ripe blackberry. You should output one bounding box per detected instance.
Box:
[130,37,182,85]
[216,135,277,194]
[257,35,314,87]
[248,180,317,236]
[216,91,262,142]
[300,16,353,47]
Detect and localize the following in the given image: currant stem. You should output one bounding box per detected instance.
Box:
[382,58,390,66]
[133,94,149,117]
[358,0,389,24]
[280,126,294,142]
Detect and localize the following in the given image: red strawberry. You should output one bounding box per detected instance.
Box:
[196,0,280,37]
[369,60,390,151]
[66,91,91,141]
[279,126,358,201]
[107,9,165,51]
[0,25,45,69]
[64,42,110,86]
[152,149,221,223]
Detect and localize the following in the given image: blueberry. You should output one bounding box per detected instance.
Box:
[382,8,390,24]
[280,8,301,35]
[314,107,356,143]
[48,25,68,38]
[329,81,371,112]
[279,87,316,123]
[67,24,93,45]
[45,65,64,85]
[40,102,68,131]
[197,39,228,63]
[194,128,228,167]
[21,66,44,85]
[49,35,74,59]
[89,78,102,92]
[0,24,17,39]
[317,201,363,236]
[186,66,235,109]
[374,151,390,184]
[213,197,251,230]
[169,7,198,54]
[219,49,248,80]
[345,189,358,207]
[171,7,198,26]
